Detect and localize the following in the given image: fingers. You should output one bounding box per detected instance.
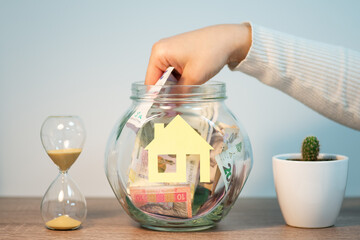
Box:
[145,25,230,86]
[145,41,171,85]
[145,63,164,85]
[171,65,208,95]
[177,69,198,86]
[145,53,167,85]
[177,62,212,86]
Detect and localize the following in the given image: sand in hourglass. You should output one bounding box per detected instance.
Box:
[45,148,83,229]
[46,215,81,230]
[47,148,82,172]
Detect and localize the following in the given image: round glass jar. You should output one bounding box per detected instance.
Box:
[105,82,252,231]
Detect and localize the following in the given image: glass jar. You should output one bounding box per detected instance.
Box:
[105,82,252,231]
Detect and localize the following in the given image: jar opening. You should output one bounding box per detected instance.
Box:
[131,81,226,102]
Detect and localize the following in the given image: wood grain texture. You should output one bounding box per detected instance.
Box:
[0,197,359,240]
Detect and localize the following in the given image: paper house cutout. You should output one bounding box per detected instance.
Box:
[145,115,213,183]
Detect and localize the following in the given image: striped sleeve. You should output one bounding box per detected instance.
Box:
[230,23,360,130]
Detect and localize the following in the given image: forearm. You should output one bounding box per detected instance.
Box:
[231,23,360,130]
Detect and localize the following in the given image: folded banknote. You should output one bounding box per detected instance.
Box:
[130,185,192,218]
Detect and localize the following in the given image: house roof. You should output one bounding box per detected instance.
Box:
[145,115,213,153]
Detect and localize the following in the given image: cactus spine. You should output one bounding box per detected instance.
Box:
[301,136,320,161]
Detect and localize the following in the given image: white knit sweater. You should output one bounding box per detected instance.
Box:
[231,24,360,131]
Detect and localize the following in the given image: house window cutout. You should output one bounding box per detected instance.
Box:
[145,115,213,183]
[158,154,176,173]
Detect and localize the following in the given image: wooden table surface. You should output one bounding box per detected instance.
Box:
[0,197,359,240]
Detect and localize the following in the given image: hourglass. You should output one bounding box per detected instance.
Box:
[40,116,87,230]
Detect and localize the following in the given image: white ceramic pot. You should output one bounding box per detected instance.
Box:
[273,153,348,228]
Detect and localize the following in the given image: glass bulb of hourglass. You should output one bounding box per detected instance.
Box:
[40,116,86,230]
[41,172,86,230]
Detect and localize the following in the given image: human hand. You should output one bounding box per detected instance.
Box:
[145,23,252,85]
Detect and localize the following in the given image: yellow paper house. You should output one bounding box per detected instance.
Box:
[145,115,213,183]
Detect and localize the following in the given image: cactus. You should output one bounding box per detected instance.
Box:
[301,136,320,161]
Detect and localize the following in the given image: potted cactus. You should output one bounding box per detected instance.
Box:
[272,136,349,228]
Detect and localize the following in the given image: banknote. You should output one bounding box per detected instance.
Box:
[127,102,216,199]
[126,67,179,189]
[128,150,200,201]
[178,102,219,142]
[200,124,239,192]
[129,185,192,218]
[171,103,220,193]
[215,131,244,191]
[128,145,149,186]
[126,67,178,133]
[201,132,222,193]
[156,154,200,201]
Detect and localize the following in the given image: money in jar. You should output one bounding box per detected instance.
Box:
[105,67,253,231]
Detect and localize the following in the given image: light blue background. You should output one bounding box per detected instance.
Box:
[0,0,359,197]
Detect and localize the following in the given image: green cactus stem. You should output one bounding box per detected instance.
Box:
[301,136,320,161]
